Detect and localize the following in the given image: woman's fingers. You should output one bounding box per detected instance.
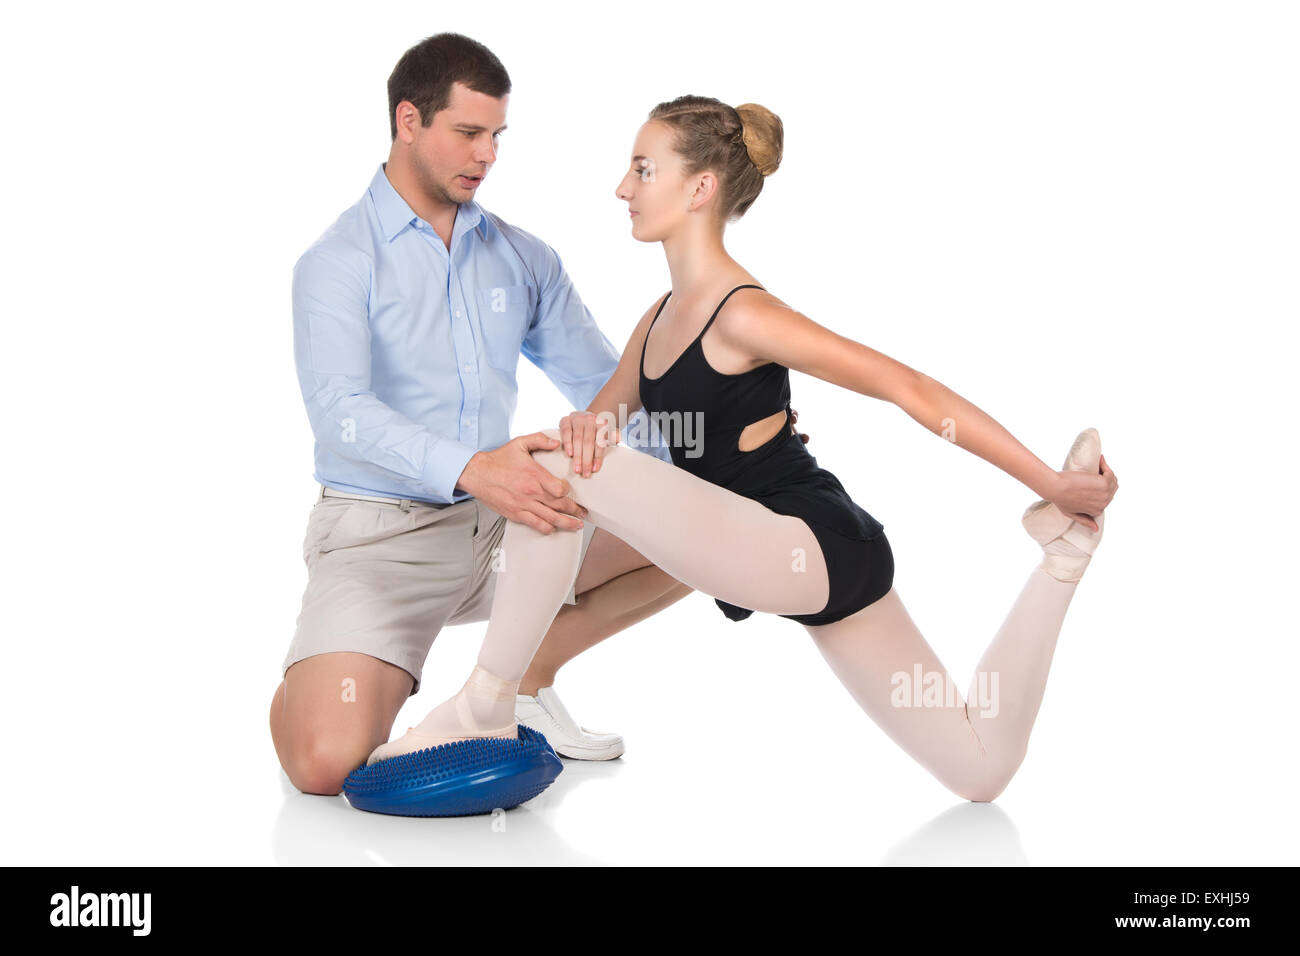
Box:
[556,412,621,477]
[579,421,595,477]
[562,416,580,457]
[592,419,617,473]
[1072,511,1100,533]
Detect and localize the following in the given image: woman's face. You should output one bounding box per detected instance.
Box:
[615,121,697,242]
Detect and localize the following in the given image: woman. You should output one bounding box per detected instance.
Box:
[366,96,1119,801]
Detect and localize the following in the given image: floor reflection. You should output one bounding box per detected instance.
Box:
[270,757,623,865]
[881,802,1028,866]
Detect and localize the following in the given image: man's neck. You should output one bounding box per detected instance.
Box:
[383,158,459,250]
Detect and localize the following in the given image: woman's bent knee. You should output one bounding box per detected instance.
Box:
[530,428,629,479]
[953,748,1023,802]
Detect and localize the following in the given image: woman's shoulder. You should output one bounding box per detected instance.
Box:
[711,283,793,334]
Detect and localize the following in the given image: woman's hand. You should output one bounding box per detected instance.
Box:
[1048,454,1118,533]
[559,410,620,478]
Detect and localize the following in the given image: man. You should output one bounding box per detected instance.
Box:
[269,33,802,795]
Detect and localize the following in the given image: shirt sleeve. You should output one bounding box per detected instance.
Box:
[521,243,621,409]
[523,243,675,463]
[292,246,478,504]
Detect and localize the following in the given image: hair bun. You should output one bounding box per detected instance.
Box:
[735,102,783,177]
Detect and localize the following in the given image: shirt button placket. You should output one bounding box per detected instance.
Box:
[451,286,478,445]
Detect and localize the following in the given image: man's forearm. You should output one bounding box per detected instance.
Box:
[303,381,478,504]
[903,374,1061,500]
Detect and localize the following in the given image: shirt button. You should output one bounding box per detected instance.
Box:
[463,362,473,372]
[455,310,462,318]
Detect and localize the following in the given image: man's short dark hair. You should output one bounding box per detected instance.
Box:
[387,33,511,140]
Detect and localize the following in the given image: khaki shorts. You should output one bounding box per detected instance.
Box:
[281,486,597,696]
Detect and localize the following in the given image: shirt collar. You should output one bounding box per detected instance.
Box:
[369,162,490,243]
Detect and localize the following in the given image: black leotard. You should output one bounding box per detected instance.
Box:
[638,284,893,626]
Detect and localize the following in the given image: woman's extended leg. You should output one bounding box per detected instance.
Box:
[803,427,1106,800]
[806,558,1083,803]
[366,429,832,763]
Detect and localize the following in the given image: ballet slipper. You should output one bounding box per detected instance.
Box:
[1021,427,1105,583]
[365,718,518,766]
[365,666,520,765]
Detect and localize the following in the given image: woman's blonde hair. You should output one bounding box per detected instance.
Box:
[647,95,783,222]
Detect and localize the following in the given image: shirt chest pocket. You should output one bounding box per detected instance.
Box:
[474,283,532,373]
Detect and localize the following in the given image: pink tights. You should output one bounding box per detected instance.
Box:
[370,429,1081,802]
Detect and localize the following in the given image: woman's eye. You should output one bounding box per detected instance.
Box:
[638,160,656,183]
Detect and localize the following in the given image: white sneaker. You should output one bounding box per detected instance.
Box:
[515,686,625,760]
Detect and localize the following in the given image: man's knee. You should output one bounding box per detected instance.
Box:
[284,732,368,795]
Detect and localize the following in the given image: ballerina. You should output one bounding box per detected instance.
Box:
[365,95,1118,802]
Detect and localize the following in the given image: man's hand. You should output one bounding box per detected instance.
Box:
[791,407,810,444]
[454,433,588,534]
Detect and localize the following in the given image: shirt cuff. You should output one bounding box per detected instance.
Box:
[424,438,479,504]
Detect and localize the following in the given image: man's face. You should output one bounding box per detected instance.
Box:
[401,81,508,207]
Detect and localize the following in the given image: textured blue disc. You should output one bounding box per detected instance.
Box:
[342,725,563,817]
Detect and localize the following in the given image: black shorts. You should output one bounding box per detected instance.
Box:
[715,525,895,627]
[707,432,895,627]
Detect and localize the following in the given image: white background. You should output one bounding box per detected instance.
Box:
[2,0,1296,865]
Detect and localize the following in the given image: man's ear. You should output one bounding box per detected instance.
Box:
[394,101,421,144]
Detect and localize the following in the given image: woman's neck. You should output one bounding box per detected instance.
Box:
[661,220,739,299]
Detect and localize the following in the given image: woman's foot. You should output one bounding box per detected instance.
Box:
[1022,427,1105,583]
[365,665,520,765]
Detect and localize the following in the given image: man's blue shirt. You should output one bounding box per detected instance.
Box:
[292,163,669,504]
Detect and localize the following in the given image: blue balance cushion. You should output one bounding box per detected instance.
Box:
[343,724,563,817]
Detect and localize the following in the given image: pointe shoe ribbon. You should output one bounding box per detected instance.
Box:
[1022,427,1105,583]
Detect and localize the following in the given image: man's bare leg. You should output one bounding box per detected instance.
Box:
[270,651,415,795]
[519,527,693,695]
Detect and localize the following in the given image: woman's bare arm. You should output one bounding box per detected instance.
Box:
[558,295,664,475]
[584,296,660,424]
[715,293,1062,501]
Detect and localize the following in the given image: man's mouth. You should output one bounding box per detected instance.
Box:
[459,174,483,187]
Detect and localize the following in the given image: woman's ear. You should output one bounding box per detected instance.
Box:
[686,171,719,211]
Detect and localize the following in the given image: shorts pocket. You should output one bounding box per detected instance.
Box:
[475,283,532,373]
[316,500,432,555]
[302,499,354,563]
